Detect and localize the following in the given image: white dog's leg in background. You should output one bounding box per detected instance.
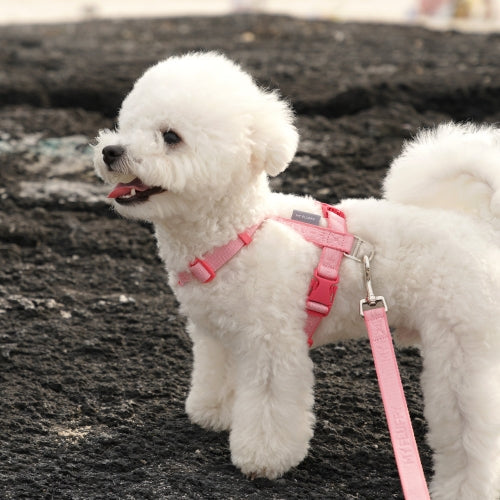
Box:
[229,335,315,479]
[185,323,235,432]
[420,327,500,500]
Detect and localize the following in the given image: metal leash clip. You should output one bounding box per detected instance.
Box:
[359,254,388,317]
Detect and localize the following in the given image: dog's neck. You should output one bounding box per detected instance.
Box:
[153,173,274,272]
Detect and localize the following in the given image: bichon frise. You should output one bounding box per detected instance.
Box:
[94,52,500,500]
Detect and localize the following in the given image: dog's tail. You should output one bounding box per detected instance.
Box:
[383,122,500,227]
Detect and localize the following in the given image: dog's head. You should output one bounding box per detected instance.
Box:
[93,52,298,221]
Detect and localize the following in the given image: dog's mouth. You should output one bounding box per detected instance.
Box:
[107,178,165,205]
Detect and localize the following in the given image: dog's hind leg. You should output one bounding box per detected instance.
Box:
[229,332,315,479]
[185,322,235,432]
[420,329,500,500]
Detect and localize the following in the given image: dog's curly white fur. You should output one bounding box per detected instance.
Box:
[94,52,500,499]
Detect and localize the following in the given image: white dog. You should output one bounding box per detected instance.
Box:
[93,52,500,499]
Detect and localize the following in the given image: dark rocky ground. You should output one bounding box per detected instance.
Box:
[1,14,500,499]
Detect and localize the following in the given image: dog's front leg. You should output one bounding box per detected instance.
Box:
[229,334,315,479]
[185,322,235,432]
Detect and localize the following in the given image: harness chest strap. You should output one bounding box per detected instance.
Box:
[177,222,263,286]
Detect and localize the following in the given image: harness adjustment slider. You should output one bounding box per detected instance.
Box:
[189,258,216,283]
[238,231,253,246]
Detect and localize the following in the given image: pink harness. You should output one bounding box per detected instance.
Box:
[178,204,352,346]
[177,203,429,499]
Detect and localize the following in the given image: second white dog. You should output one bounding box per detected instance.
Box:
[94,52,500,500]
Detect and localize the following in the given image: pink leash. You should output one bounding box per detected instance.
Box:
[360,256,430,500]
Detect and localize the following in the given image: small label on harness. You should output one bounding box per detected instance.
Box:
[291,210,321,226]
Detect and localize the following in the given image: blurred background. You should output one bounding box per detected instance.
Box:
[1,0,499,31]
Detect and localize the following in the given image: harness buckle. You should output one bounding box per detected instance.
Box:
[306,269,338,317]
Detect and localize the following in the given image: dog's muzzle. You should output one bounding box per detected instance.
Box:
[102,145,125,170]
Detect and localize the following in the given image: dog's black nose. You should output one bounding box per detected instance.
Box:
[102,145,125,169]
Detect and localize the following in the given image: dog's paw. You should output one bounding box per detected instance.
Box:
[185,392,233,432]
[229,425,311,480]
[231,448,305,480]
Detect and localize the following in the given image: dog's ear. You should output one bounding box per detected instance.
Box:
[251,91,299,177]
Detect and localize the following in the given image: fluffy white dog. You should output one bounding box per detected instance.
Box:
[93,52,500,499]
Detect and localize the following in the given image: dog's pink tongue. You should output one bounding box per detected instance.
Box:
[107,178,151,199]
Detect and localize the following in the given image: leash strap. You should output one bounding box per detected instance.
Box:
[361,257,429,500]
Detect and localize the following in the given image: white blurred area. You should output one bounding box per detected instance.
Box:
[0,0,499,31]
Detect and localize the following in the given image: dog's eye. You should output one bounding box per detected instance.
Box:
[162,130,182,146]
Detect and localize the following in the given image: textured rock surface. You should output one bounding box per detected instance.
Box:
[1,15,500,499]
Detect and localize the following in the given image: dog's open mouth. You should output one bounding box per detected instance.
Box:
[107,178,165,205]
